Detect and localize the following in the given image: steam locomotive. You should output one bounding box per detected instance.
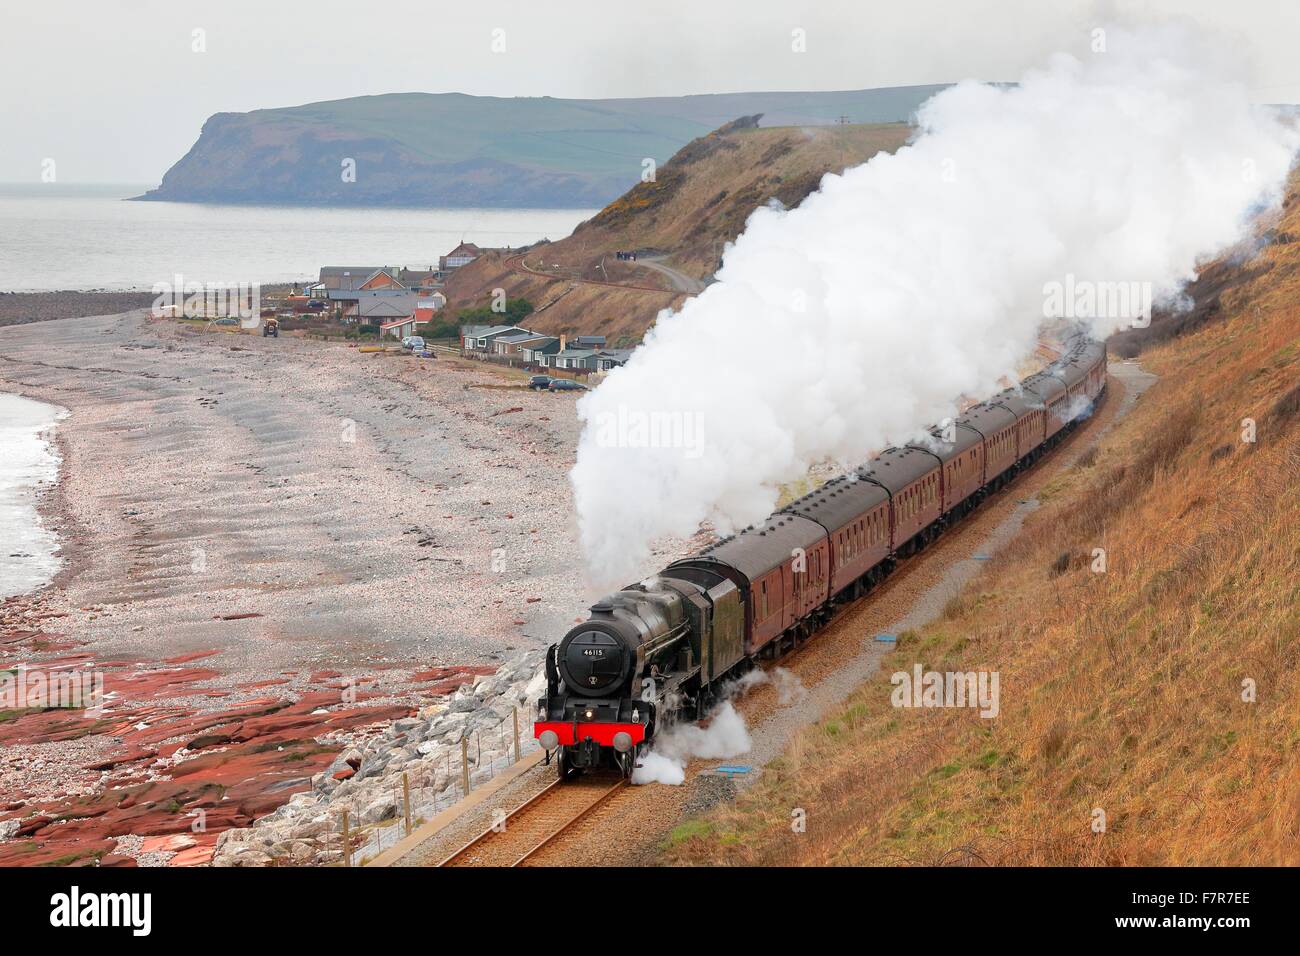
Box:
[535,337,1108,778]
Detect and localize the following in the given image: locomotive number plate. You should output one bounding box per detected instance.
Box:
[582,648,605,657]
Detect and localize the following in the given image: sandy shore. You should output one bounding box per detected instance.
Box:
[0,309,615,671]
[0,307,690,864]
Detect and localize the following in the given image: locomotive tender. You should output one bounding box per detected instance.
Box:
[535,337,1108,777]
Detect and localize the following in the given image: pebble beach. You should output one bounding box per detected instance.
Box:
[0,303,691,865]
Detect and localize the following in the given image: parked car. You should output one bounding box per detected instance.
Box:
[402,335,425,352]
[549,379,588,392]
[529,375,552,390]
[213,317,241,327]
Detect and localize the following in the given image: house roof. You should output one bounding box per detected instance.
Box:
[445,242,482,257]
[462,324,495,337]
[328,288,414,301]
[380,317,417,330]
[496,332,549,345]
[574,335,606,346]
[320,266,385,278]
[554,349,597,360]
[595,349,633,363]
[359,293,417,317]
[319,266,388,291]
[361,302,414,318]
[478,325,530,339]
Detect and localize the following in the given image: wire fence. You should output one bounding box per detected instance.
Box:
[340,705,544,865]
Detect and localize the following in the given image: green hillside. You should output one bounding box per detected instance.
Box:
[135,87,944,207]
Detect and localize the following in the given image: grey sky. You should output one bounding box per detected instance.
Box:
[3,0,1298,183]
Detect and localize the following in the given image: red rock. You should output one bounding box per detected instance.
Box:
[0,835,117,867]
[410,666,459,681]
[85,748,156,771]
[15,816,54,838]
[140,833,195,854]
[168,844,215,867]
[309,670,343,681]
[162,650,220,665]
[332,768,355,781]
[0,642,424,867]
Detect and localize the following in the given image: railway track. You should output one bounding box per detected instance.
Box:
[437,774,627,867]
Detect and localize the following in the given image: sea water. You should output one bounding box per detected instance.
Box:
[0,184,596,291]
[0,393,67,597]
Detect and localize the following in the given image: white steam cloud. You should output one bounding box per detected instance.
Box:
[571,22,1298,587]
[631,700,752,785]
[630,667,805,785]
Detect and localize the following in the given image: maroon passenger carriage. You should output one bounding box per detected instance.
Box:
[534,336,1107,777]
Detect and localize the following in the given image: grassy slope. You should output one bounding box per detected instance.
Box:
[256,93,711,176]
[242,88,941,175]
[445,122,911,342]
[666,178,1300,868]
[144,88,942,206]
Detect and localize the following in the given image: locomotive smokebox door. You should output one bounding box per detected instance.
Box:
[561,629,628,694]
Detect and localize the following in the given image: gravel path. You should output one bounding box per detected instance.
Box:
[631,257,707,294]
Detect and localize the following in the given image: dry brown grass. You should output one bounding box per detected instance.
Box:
[665,177,1300,868]
[444,123,910,343]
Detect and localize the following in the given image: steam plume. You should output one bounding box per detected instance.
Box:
[572,22,1297,587]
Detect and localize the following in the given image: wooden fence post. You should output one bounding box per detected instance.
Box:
[402,772,412,836]
[342,809,352,868]
[513,706,521,762]
[461,736,470,797]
